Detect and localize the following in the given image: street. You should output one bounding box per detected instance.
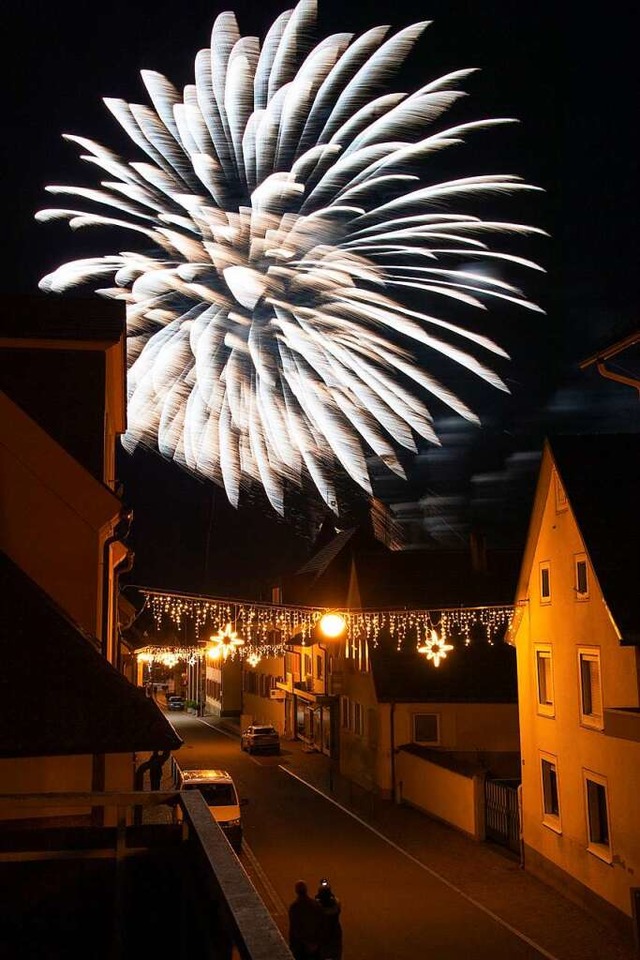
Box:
[164,712,557,960]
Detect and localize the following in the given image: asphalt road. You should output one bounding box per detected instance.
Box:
[166,711,557,960]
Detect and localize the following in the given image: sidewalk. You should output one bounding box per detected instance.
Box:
[217,719,635,960]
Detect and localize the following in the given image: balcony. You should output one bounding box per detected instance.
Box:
[0,790,292,959]
[604,707,640,742]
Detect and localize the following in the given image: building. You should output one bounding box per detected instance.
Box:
[0,297,180,806]
[509,435,640,937]
[276,524,521,834]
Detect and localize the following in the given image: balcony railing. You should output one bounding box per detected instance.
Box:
[0,790,292,960]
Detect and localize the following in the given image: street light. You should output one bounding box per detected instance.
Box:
[318,612,346,639]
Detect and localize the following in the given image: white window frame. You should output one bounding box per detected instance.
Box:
[540,752,561,833]
[539,561,551,604]
[412,713,440,745]
[534,645,555,717]
[574,554,589,600]
[578,648,604,730]
[583,770,612,863]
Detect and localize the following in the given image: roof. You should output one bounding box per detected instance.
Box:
[288,523,518,610]
[0,294,125,345]
[180,770,233,784]
[295,529,356,578]
[550,435,640,644]
[371,636,518,703]
[0,552,182,758]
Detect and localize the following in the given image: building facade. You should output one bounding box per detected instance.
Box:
[510,437,640,934]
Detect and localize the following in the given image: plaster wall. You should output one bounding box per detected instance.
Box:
[396,750,480,837]
[515,463,640,917]
[0,753,134,822]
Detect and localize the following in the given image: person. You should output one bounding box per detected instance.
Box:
[288,880,323,960]
[315,879,342,960]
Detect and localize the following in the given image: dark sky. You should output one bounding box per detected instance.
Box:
[3,1,638,593]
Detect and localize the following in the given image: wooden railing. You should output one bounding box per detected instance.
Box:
[0,790,292,960]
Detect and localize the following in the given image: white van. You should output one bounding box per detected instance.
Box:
[174,765,246,852]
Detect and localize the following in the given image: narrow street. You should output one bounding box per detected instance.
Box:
[163,712,573,960]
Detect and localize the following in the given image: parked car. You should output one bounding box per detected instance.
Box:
[240,724,280,755]
[167,695,184,711]
[173,765,246,852]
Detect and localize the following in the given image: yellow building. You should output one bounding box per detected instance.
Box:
[0,298,180,808]
[510,436,640,936]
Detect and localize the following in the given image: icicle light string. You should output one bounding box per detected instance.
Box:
[137,589,513,664]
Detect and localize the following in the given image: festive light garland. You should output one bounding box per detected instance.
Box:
[136,589,513,668]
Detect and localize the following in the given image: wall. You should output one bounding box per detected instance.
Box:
[0,394,120,638]
[0,753,134,822]
[515,457,640,919]
[395,750,482,838]
[242,655,286,733]
[392,702,520,753]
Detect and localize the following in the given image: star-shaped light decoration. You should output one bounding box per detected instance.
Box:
[418,630,454,668]
[246,652,262,669]
[208,623,245,661]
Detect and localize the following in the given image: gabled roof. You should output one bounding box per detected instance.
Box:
[0,552,182,758]
[549,435,640,644]
[295,529,356,578]
[371,636,518,703]
[288,523,517,610]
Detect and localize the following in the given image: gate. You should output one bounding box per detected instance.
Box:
[485,779,521,854]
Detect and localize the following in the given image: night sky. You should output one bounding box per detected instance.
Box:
[3,1,638,595]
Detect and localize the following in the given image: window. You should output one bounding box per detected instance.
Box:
[353,701,364,737]
[316,654,323,680]
[575,555,589,599]
[539,562,551,603]
[303,653,312,678]
[340,696,349,729]
[413,713,440,744]
[579,649,603,729]
[584,772,611,861]
[540,754,561,831]
[535,646,554,716]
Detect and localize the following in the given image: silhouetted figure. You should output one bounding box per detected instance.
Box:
[288,880,323,960]
[315,879,342,960]
[135,750,170,791]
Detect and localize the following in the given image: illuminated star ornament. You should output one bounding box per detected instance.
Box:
[245,651,262,668]
[38,0,543,516]
[208,623,244,660]
[418,630,454,667]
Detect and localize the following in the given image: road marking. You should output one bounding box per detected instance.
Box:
[242,840,287,918]
[195,717,238,740]
[279,767,561,960]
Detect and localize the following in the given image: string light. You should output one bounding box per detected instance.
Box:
[138,589,514,668]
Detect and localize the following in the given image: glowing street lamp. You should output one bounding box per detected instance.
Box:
[319,612,346,639]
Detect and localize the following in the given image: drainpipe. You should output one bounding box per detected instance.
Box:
[390,700,396,802]
[93,508,133,816]
[101,507,133,662]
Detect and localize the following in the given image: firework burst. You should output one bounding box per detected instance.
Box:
[38,0,543,515]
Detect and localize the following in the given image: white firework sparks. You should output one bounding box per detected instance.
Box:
[37,0,544,516]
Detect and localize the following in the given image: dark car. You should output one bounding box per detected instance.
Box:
[167,695,184,711]
[240,724,280,755]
